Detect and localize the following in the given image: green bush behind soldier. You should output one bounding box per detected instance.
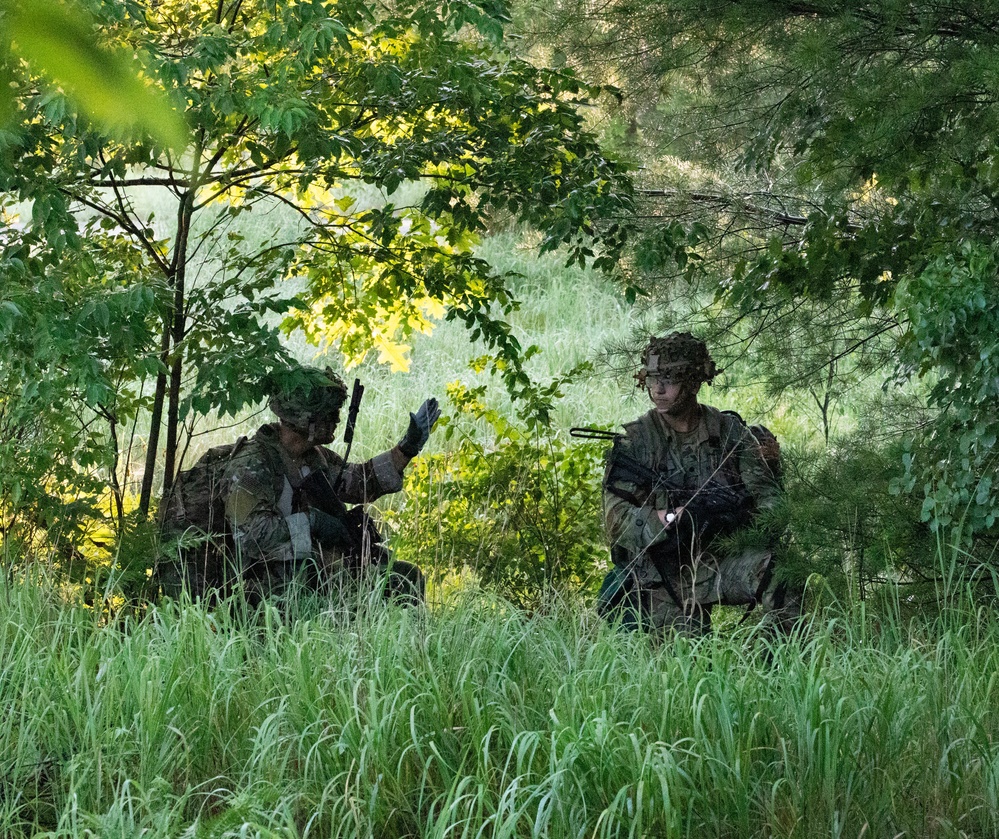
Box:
[160,365,439,606]
[598,332,802,636]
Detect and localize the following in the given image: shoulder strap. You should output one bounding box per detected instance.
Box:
[716,413,749,486]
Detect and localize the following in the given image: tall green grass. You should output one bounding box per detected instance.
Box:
[3,574,998,838]
[11,183,981,839]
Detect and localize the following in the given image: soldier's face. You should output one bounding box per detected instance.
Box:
[311,411,341,444]
[294,410,340,445]
[647,372,700,415]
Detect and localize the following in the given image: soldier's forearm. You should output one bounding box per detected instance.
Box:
[388,445,410,473]
[337,449,407,504]
[605,495,670,550]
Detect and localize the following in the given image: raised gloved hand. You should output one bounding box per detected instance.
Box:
[398,397,441,457]
[308,507,353,550]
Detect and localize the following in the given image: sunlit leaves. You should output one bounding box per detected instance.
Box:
[0,0,633,544]
[289,206,499,373]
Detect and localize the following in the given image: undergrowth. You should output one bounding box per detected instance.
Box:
[2,574,998,838]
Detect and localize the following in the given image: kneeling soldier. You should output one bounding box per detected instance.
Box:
[598,333,797,636]
[161,365,438,607]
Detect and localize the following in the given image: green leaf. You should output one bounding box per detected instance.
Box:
[7,0,188,150]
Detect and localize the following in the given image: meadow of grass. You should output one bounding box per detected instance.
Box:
[174,227,649,463]
[3,571,998,839]
[138,183,781,466]
[6,190,976,839]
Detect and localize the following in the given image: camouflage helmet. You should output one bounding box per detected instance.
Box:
[636,332,720,387]
[268,365,348,430]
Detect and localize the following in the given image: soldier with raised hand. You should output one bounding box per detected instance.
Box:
[598,332,797,637]
[163,364,439,606]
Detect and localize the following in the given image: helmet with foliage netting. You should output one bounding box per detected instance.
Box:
[636,332,720,387]
[268,366,348,430]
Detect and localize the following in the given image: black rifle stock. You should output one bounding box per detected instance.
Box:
[342,378,364,458]
[300,468,385,570]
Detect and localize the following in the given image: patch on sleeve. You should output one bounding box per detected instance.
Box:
[285,512,312,559]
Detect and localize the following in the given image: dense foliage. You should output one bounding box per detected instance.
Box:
[388,375,608,610]
[0,0,187,147]
[3,0,998,610]
[521,0,999,554]
[0,0,632,562]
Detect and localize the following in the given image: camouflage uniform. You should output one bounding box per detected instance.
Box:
[222,421,419,600]
[161,365,430,605]
[599,333,790,636]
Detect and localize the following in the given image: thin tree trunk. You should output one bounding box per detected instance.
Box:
[105,409,125,525]
[138,131,205,517]
[161,193,195,502]
[138,325,172,518]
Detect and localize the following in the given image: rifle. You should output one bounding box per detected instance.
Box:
[570,426,754,545]
[340,378,364,470]
[298,377,364,522]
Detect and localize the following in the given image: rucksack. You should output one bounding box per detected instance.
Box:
[157,437,247,598]
[721,410,783,484]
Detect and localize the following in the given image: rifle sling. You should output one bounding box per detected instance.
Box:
[736,551,777,626]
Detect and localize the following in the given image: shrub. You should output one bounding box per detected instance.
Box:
[386,380,610,611]
[782,434,938,606]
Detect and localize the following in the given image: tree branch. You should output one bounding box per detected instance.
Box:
[85,177,190,188]
[64,190,169,275]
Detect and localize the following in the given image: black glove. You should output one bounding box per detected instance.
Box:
[308,508,353,550]
[398,397,441,457]
[678,482,753,542]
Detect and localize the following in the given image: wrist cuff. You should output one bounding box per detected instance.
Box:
[286,512,312,559]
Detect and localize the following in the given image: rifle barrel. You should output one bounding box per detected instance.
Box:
[334,378,364,488]
[343,378,364,446]
[570,427,620,441]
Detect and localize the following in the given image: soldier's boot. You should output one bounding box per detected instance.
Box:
[760,579,806,637]
[382,559,425,607]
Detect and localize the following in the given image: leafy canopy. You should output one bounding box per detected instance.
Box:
[526,0,999,539]
[0,0,633,542]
